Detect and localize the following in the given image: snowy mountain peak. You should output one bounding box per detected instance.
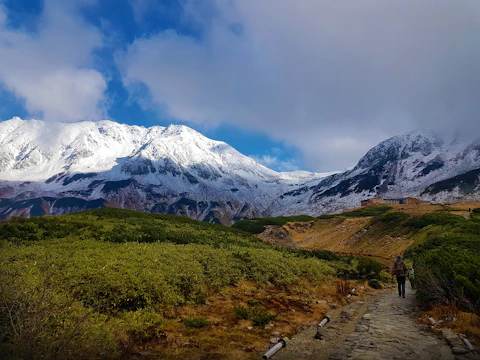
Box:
[1,118,479,222]
[0,118,329,222]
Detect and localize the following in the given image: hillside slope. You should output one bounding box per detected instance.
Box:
[0,208,371,359]
[258,203,480,262]
[256,204,480,323]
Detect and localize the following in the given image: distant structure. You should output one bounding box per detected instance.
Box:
[361,197,421,207]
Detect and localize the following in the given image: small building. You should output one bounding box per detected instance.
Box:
[383,198,401,205]
[360,199,370,207]
[360,197,384,206]
[361,197,421,207]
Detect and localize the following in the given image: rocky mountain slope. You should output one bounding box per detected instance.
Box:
[272,130,480,216]
[0,118,479,221]
[0,118,330,222]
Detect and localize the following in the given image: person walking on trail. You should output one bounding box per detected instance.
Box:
[408,267,415,289]
[392,255,408,298]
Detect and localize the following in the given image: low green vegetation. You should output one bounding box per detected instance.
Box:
[235,206,480,315]
[232,207,392,234]
[403,211,480,313]
[233,303,276,326]
[183,317,210,328]
[232,215,315,234]
[349,208,480,314]
[341,205,392,218]
[368,279,382,289]
[9,204,476,357]
[0,208,368,359]
[472,208,480,221]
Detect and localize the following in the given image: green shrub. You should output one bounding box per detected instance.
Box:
[355,258,383,279]
[183,318,210,328]
[401,211,480,314]
[406,212,466,229]
[368,279,382,289]
[232,215,315,234]
[0,208,379,356]
[251,310,276,326]
[413,246,480,311]
[233,304,276,326]
[0,255,121,360]
[233,304,250,320]
[341,206,392,218]
[317,214,337,219]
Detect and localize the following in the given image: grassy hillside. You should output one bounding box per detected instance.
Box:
[232,215,316,234]
[0,208,379,360]
[254,204,480,317]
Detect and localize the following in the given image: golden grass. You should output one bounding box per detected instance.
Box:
[260,201,480,265]
[260,217,409,264]
[425,303,480,340]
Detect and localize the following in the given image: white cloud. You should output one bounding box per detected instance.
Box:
[119,0,480,171]
[250,155,277,167]
[0,0,107,122]
[249,154,300,172]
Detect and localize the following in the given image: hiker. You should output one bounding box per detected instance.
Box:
[409,267,415,289]
[392,255,408,298]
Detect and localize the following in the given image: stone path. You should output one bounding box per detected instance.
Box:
[327,290,453,359]
[273,289,478,360]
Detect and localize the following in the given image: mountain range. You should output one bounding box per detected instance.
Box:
[1,117,479,222]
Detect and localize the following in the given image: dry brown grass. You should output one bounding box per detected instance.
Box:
[259,201,480,265]
[424,303,480,340]
[260,217,408,263]
[126,279,373,359]
[335,280,353,296]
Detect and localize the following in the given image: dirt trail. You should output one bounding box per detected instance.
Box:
[273,289,462,360]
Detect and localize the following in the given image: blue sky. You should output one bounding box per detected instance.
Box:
[0,0,305,172]
[0,0,479,172]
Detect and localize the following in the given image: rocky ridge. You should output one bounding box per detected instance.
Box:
[0,117,330,222]
[1,118,479,222]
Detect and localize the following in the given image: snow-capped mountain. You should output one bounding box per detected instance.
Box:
[271,130,480,215]
[1,118,479,221]
[0,117,330,222]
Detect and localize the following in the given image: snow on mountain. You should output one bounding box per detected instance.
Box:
[1,119,479,221]
[0,118,330,222]
[271,129,480,216]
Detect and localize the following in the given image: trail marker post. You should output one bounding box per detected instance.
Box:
[262,338,287,359]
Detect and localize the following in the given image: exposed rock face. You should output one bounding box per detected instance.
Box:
[0,118,479,222]
[0,118,329,222]
[270,130,480,216]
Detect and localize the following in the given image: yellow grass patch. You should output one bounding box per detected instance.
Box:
[424,303,480,341]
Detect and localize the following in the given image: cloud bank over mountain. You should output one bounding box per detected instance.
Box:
[120,0,480,170]
[1,1,479,172]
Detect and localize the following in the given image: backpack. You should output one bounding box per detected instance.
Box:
[393,261,405,276]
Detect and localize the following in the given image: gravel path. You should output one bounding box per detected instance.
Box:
[273,289,467,360]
